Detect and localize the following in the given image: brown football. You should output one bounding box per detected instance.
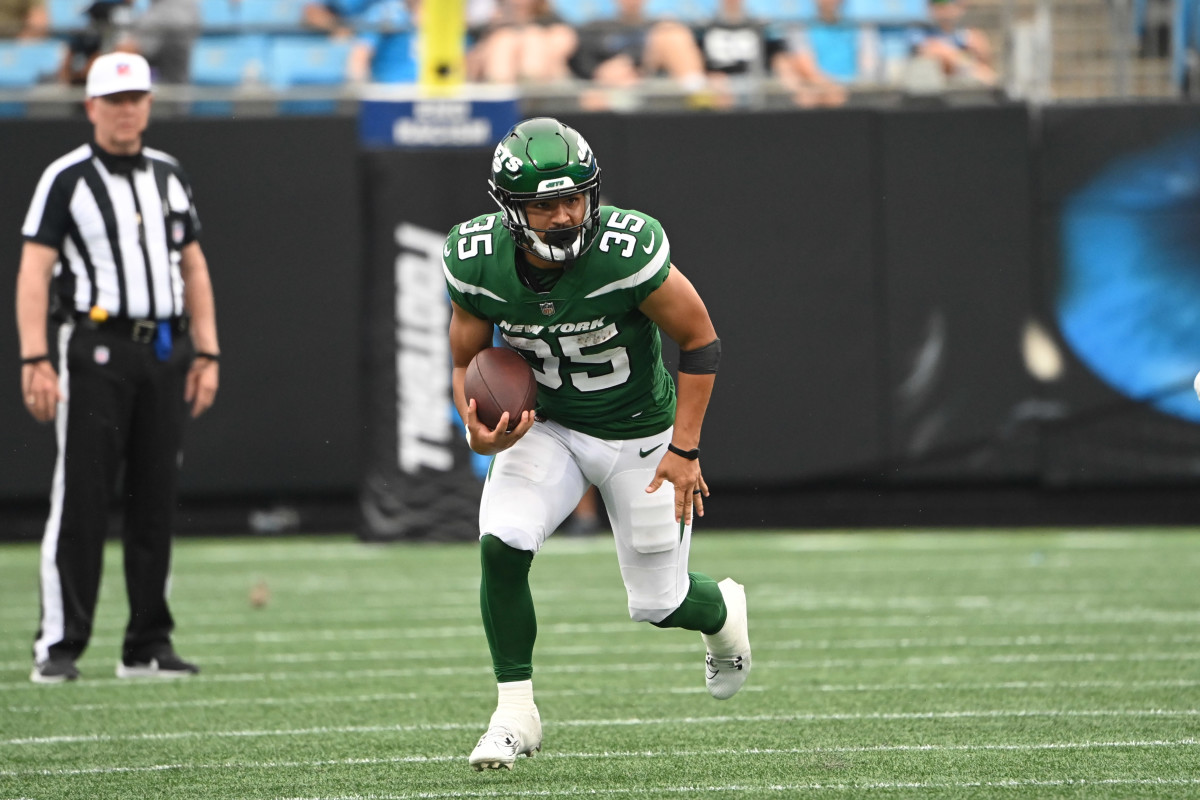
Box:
[464,347,538,432]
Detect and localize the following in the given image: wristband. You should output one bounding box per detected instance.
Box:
[21,355,50,366]
[195,352,221,362]
[667,443,700,460]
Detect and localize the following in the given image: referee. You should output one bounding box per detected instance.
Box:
[16,52,220,684]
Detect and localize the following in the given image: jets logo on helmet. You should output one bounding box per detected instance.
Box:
[488,117,602,263]
[493,143,522,175]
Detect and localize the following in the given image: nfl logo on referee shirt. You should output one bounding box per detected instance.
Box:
[171,220,185,245]
[94,346,110,365]
[539,302,555,316]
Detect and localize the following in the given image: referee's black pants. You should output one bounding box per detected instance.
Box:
[34,320,194,666]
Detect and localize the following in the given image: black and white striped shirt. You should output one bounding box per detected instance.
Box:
[22,143,201,321]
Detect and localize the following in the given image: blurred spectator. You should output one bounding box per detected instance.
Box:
[908,0,995,87]
[782,0,881,107]
[346,0,418,83]
[1135,0,1171,58]
[304,0,492,40]
[467,0,576,84]
[0,0,48,38]
[59,0,198,86]
[304,0,493,84]
[568,0,708,105]
[124,0,201,84]
[695,0,813,108]
[58,1,133,86]
[302,0,366,38]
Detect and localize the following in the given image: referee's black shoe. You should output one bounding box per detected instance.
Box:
[116,646,200,679]
[31,657,81,684]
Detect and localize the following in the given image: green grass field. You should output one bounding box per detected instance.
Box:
[1,529,1198,799]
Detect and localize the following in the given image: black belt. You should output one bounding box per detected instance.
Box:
[74,314,189,343]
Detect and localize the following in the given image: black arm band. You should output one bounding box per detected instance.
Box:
[21,355,50,366]
[195,352,221,362]
[678,338,721,375]
[667,443,700,460]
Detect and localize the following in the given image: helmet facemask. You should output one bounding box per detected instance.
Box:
[493,180,602,263]
[488,118,603,264]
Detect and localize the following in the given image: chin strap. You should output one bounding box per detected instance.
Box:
[523,229,584,262]
[506,193,595,262]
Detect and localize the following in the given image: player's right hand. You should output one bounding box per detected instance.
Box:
[464,398,535,456]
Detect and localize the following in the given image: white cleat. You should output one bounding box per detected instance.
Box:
[701,578,751,700]
[468,705,542,771]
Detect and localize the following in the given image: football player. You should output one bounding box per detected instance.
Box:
[444,117,751,771]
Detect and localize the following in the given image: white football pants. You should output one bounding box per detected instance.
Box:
[479,419,692,624]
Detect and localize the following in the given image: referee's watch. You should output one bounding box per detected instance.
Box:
[667,443,700,460]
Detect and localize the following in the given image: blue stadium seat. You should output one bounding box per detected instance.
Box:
[878,25,912,55]
[198,0,240,30]
[266,36,350,87]
[46,0,91,32]
[844,0,928,23]
[47,0,148,31]
[189,34,269,115]
[1134,0,1148,35]
[239,0,307,30]
[190,34,269,85]
[645,0,717,22]
[744,0,816,22]
[554,0,615,26]
[1171,0,1200,87]
[267,35,350,113]
[0,40,65,87]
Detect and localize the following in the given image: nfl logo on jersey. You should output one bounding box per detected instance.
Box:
[539,302,555,316]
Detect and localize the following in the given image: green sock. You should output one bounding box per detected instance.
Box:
[651,572,727,635]
[479,534,536,682]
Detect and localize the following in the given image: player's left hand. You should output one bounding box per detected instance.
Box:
[186,356,219,418]
[646,452,709,525]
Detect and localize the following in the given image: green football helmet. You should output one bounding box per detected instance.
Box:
[488,117,602,263]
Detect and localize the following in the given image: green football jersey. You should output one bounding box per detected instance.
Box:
[443,205,676,440]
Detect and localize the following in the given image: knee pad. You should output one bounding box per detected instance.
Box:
[607,471,679,555]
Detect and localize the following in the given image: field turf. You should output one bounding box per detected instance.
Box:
[1,529,1198,799]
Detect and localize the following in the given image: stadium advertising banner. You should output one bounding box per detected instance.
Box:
[358,87,519,148]
[875,106,1040,482]
[1038,105,1200,484]
[359,148,490,541]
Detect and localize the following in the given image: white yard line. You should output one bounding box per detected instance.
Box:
[278,777,1200,800]
[4,650,1200,692]
[6,606,1200,653]
[0,738,1197,779]
[8,630,1200,671]
[767,531,1182,552]
[3,710,1199,748]
[7,678,1196,716]
[6,607,1200,641]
